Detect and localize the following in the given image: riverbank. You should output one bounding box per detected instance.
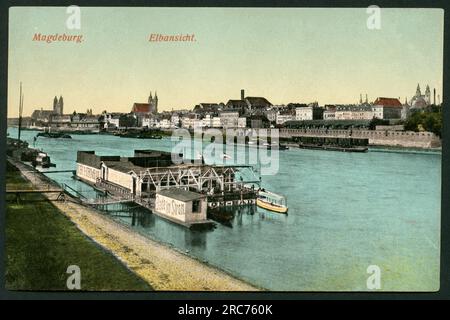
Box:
[5,162,152,291]
[7,159,259,291]
[368,145,442,154]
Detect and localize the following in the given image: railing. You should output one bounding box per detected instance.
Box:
[61,183,88,200]
[95,178,133,199]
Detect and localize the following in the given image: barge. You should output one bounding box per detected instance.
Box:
[37,132,72,139]
[298,143,368,153]
[295,137,369,153]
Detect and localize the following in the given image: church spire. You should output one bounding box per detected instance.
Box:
[53,96,58,114]
[425,85,431,105]
[416,83,421,97]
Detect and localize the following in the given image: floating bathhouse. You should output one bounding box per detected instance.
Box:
[75,149,258,226]
[154,189,208,227]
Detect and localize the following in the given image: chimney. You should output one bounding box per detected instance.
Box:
[434,88,436,105]
[241,89,245,100]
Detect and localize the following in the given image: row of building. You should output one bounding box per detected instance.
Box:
[186,84,437,126]
[29,84,438,130]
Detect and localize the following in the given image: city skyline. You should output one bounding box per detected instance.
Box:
[8,7,444,117]
[10,82,441,118]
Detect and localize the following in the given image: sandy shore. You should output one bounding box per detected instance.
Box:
[9,159,259,291]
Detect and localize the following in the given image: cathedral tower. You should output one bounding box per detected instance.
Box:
[415,83,421,97]
[58,96,64,115]
[153,91,158,114]
[148,90,158,114]
[53,96,58,113]
[425,85,431,105]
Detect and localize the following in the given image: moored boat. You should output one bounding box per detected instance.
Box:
[256,190,288,214]
[33,151,56,168]
[37,132,72,139]
[136,134,163,139]
[269,143,289,150]
[298,143,368,153]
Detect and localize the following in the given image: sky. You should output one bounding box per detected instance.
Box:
[8,7,444,117]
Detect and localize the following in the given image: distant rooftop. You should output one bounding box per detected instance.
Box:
[132,103,151,113]
[374,97,402,107]
[245,96,272,107]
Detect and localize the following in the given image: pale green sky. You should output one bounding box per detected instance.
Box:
[8,7,444,117]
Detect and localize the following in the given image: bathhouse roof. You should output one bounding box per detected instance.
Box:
[103,161,143,174]
[158,189,206,202]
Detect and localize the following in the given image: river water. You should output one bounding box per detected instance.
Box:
[7,128,441,291]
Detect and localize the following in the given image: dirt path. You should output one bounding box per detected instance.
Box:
[9,159,260,291]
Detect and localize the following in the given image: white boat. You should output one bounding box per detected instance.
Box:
[256,190,288,214]
[34,152,53,168]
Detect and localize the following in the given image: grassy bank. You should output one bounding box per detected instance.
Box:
[5,162,152,291]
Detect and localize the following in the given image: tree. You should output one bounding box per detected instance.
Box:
[404,109,442,137]
[368,117,389,130]
[119,114,137,128]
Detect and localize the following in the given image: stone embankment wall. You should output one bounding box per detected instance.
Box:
[277,128,441,149]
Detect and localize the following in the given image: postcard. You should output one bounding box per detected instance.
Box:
[5,6,443,292]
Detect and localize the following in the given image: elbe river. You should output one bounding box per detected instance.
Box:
[7,128,441,291]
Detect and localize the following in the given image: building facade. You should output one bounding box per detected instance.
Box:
[295,104,324,121]
[103,113,121,128]
[323,106,337,120]
[155,189,207,224]
[373,97,402,120]
[276,113,295,125]
[219,111,240,128]
[334,105,374,120]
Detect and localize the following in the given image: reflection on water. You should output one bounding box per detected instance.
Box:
[208,205,257,228]
[104,204,155,228]
[102,202,259,250]
[185,230,207,249]
[7,128,441,291]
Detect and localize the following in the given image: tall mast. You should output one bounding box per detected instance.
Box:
[18,82,23,142]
